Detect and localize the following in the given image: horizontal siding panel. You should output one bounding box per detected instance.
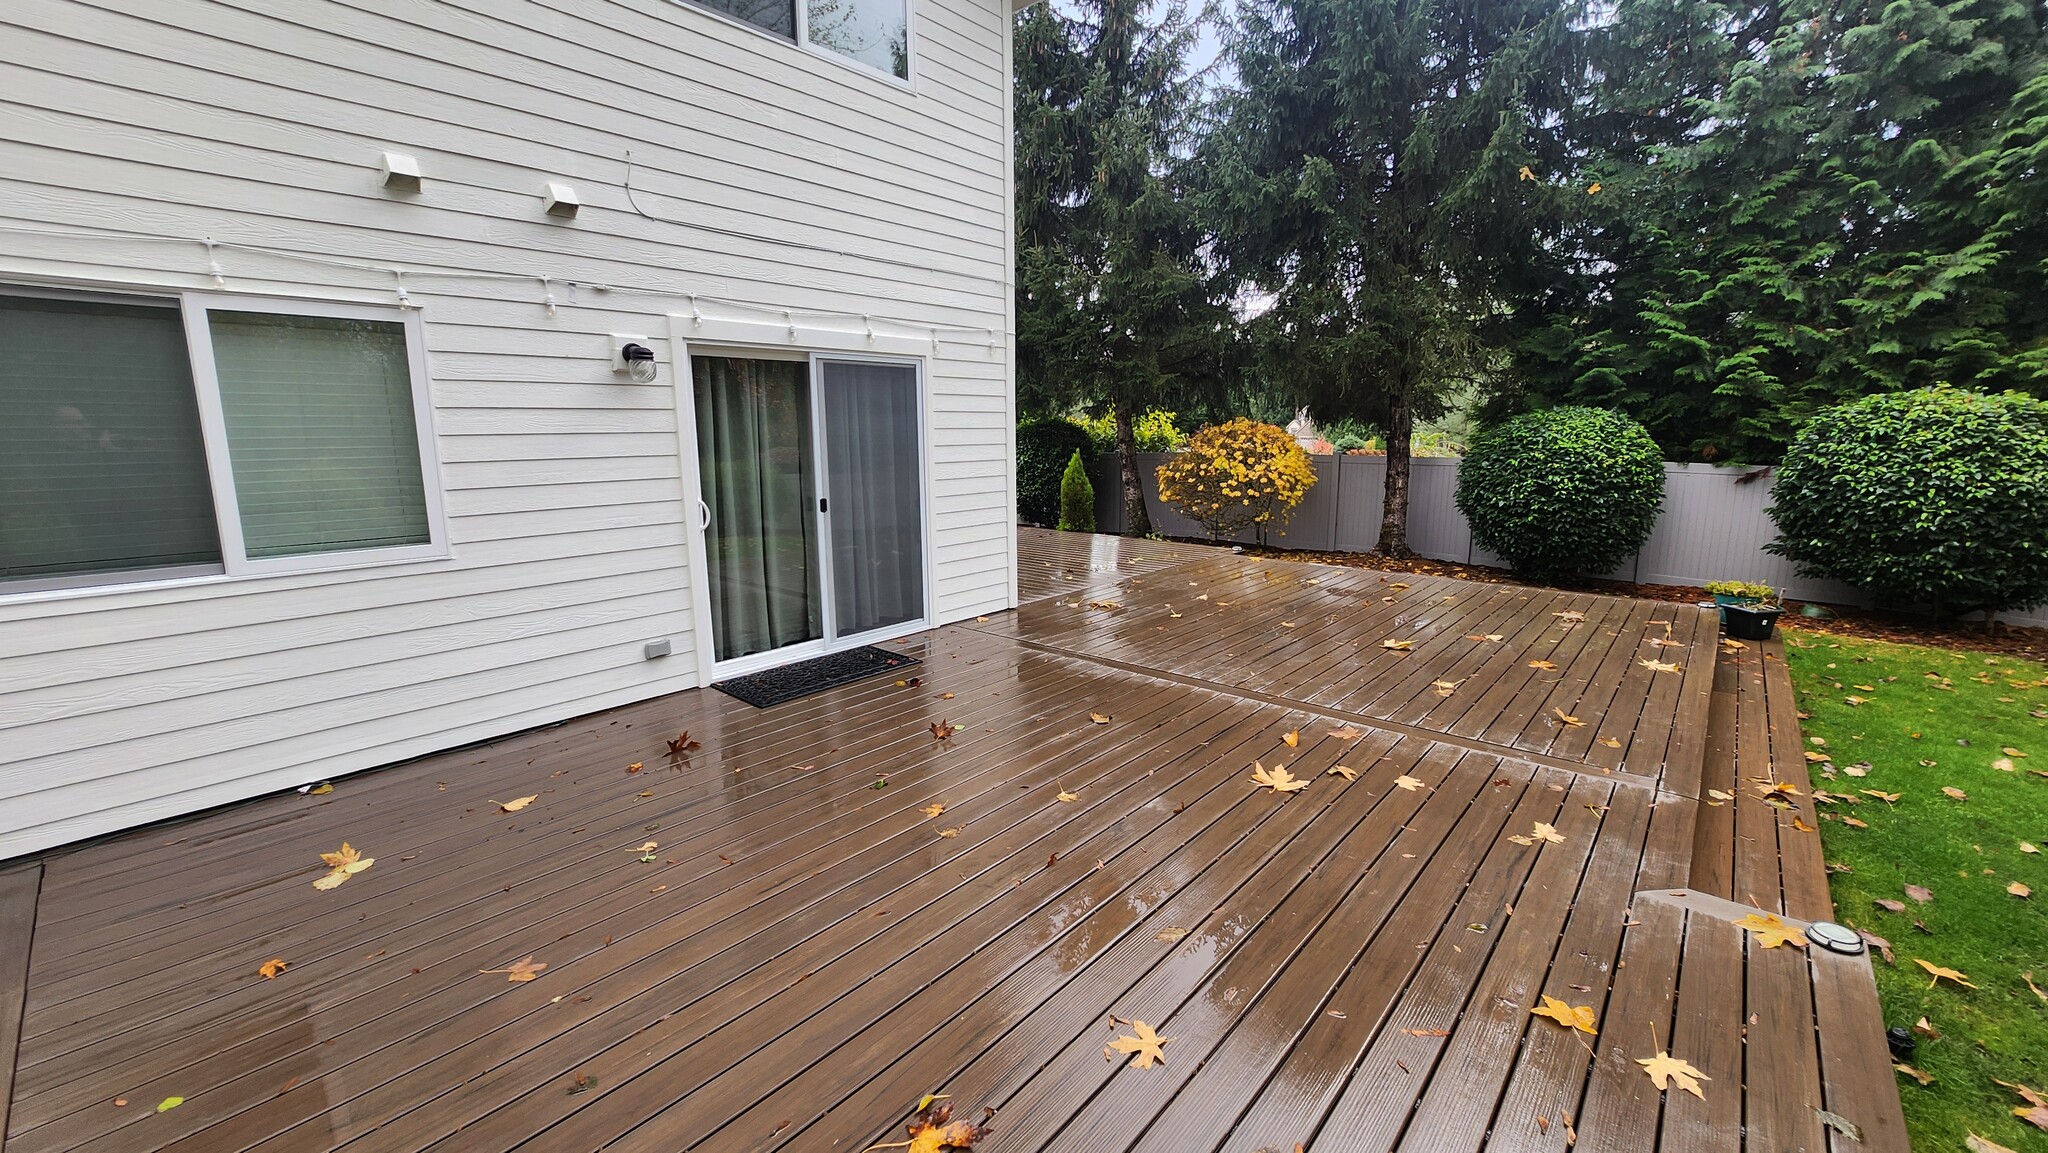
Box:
[2,596,694,763]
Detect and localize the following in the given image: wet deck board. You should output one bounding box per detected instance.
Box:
[0,530,1905,1153]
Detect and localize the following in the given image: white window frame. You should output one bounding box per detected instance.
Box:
[671,0,916,88]
[180,293,449,577]
[0,285,448,598]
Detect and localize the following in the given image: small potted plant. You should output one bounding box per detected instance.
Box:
[1706,581,1785,639]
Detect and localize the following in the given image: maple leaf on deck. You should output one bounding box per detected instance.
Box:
[866,1100,990,1153]
[1250,762,1310,794]
[258,958,288,979]
[1529,660,1560,671]
[495,796,538,813]
[1637,1050,1710,1098]
[1639,659,1682,673]
[1393,775,1428,792]
[1327,766,1356,781]
[1551,707,1585,728]
[1735,913,1809,949]
[1529,995,1597,1035]
[1055,788,1079,803]
[931,721,960,741]
[1282,730,1300,747]
[1105,1020,1172,1068]
[1089,712,1112,725]
[666,732,702,754]
[1432,679,1462,696]
[313,843,375,890]
[1554,610,1587,623]
[1914,958,1977,989]
[1381,638,1415,651]
[922,803,946,818]
[479,955,547,982]
[1329,725,1363,741]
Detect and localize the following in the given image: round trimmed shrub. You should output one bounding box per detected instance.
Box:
[1155,418,1316,542]
[1017,418,1093,525]
[1766,387,2048,620]
[1456,407,1665,582]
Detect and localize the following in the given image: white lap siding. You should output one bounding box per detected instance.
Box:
[0,0,1016,855]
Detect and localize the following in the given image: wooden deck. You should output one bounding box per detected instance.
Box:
[0,528,1904,1153]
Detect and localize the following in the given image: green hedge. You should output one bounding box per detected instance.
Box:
[1767,387,2048,619]
[1456,406,1665,582]
[1017,419,1093,525]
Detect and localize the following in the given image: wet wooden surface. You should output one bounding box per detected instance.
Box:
[0,529,1903,1152]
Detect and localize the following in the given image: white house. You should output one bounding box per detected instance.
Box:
[0,0,1022,857]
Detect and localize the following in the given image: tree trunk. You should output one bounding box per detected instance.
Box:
[1377,387,1415,557]
[1114,404,1152,537]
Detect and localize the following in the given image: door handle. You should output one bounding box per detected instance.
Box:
[696,498,711,530]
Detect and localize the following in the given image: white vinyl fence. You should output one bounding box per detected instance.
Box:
[1086,453,2048,628]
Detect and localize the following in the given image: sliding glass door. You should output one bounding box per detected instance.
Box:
[819,359,924,640]
[691,352,925,670]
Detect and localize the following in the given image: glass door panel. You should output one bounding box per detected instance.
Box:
[819,359,923,638]
[692,354,823,662]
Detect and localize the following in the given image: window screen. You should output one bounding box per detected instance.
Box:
[0,295,222,584]
[207,311,431,560]
[694,0,797,38]
[807,0,908,78]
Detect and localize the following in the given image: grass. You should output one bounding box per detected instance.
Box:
[1782,628,2048,1153]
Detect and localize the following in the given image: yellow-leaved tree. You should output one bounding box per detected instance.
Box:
[1154,418,1316,545]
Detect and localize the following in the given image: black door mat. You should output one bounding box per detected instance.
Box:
[712,646,923,709]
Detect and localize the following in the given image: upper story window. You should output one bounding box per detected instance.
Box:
[0,289,446,594]
[685,0,910,80]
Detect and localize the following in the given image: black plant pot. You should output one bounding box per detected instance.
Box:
[1723,603,1784,641]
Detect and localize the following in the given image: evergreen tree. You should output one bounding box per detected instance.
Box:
[1014,0,1227,535]
[1202,0,1579,554]
[1509,0,2048,461]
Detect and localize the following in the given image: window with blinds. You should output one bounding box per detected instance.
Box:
[0,294,223,586]
[207,311,431,559]
[0,289,444,594]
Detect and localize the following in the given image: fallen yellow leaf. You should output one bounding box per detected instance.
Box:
[1382,638,1415,651]
[2010,881,2032,899]
[1281,730,1300,748]
[1326,765,1356,781]
[1552,707,1584,728]
[937,827,961,838]
[1090,712,1112,725]
[496,796,538,813]
[1393,775,1427,792]
[1104,1020,1172,1068]
[922,803,946,818]
[479,955,547,982]
[1249,762,1310,794]
[157,1097,184,1113]
[1056,789,1079,803]
[1529,660,1559,671]
[1735,912,1808,949]
[258,958,288,979]
[1637,1050,1709,1098]
[1639,659,1682,673]
[313,843,374,890]
[1529,994,1597,1035]
[1914,957,1977,989]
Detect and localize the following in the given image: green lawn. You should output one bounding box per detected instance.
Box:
[1783,630,2048,1152]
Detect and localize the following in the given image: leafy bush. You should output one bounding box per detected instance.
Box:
[1155,418,1316,542]
[1057,450,1095,532]
[1767,387,2048,620]
[1017,418,1093,525]
[1456,406,1665,582]
[1704,579,1775,600]
[1076,409,1187,454]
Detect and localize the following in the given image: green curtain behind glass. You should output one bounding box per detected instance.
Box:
[693,356,822,662]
